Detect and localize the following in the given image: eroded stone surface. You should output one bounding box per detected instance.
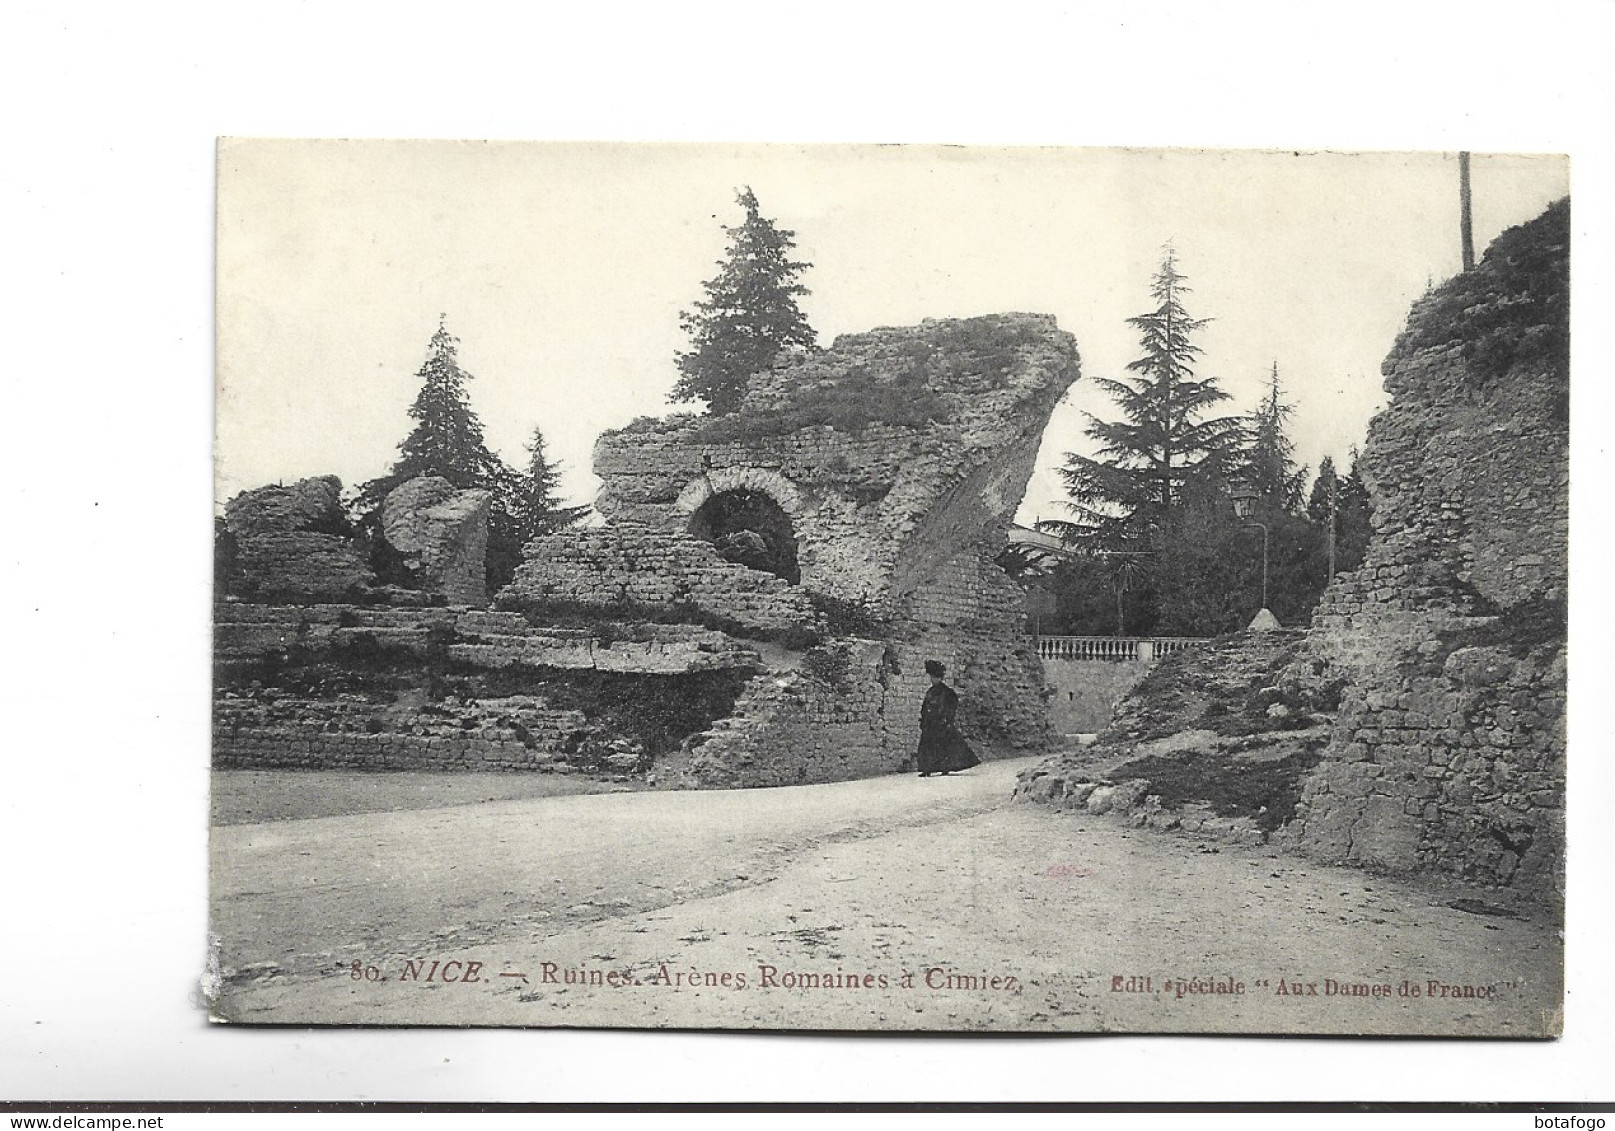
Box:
[382,476,492,607]
[505,313,1081,787]
[222,475,373,601]
[1280,202,1568,893]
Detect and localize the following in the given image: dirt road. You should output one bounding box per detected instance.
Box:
[209,758,1561,1034]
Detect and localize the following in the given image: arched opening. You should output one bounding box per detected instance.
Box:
[689,488,800,584]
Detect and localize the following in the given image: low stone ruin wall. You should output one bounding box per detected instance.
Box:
[216,603,760,674]
[214,694,588,772]
[669,640,898,788]
[500,525,825,641]
[221,477,374,602]
[1042,659,1153,734]
[1276,609,1565,890]
[214,603,761,776]
[229,532,374,602]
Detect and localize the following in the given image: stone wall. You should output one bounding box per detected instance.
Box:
[1274,613,1564,887]
[591,314,1080,611]
[1280,200,1569,894]
[1042,659,1153,734]
[222,476,374,602]
[213,602,763,774]
[217,474,498,608]
[215,603,761,674]
[666,640,899,788]
[890,544,1053,752]
[214,693,588,772]
[382,476,492,607]
[499,526,825,641]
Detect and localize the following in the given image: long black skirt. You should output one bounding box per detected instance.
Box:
[917,727,982,774]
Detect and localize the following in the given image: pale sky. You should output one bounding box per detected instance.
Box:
[216,141,1568,523]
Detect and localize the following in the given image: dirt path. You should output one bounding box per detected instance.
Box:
[210,769,641,826]
[210,758,1560,1034]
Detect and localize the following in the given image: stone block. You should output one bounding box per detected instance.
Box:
[383,476,491,607]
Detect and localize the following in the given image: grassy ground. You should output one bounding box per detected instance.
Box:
[210,769,644,826]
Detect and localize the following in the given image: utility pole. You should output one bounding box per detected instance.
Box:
[1459,151,1476,271]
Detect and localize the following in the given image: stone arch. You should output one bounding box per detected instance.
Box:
[688,487,801,584]
[673,466,806,521]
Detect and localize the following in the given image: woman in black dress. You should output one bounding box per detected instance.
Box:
[916,660,981,777]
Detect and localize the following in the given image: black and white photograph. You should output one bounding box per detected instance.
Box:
[208,140,1568,1035]
[10,2,1615,1109]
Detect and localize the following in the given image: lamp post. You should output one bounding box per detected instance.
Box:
[1230,486,1270,616]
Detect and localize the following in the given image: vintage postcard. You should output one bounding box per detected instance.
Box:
[209,140,1567,1034]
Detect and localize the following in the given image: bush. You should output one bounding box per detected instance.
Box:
[801,645,853,688]
[1403,198,1569,388]
[806,591,889,638]
[695,371,950,442]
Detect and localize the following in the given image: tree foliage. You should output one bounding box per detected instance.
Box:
[513,426,590,544]
[353,322,509,512]
[1031,255,1378,637]
[394,320,510,492]
[1245,362,1307,515]
[1306,454,1340,527]
[672,187,817,415]
[1052,248,1243,547]
[353,320,586,593]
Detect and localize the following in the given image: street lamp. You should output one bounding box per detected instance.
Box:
[1230,486,1271,619]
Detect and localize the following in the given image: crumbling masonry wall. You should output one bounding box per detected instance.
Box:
[221,476,374,601]
[382,476,492,607]
[214,315,1080,788]
[502,314,1080,787]
[213,603,761,774]
[589,315,1078,611]
[1276,200,1569,893]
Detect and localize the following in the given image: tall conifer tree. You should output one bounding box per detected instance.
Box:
[1306,455,1340,526]
[1246,361,1307,514]
[392,318,509,490]
[513,426,589,543]
[1052,249,1243,546]
[672,187,817,415]
[355,318,522,590]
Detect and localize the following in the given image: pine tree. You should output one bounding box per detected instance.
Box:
[513,426,590,544]
[1336,447,1374,571]
[672,187,817,415]
[393,318,509,490]
[1304,449,1373,576]
[1306,455,1339,525]
[1052,248,1243,546]
[354,319,522,590]
[1246,361,1307,515]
